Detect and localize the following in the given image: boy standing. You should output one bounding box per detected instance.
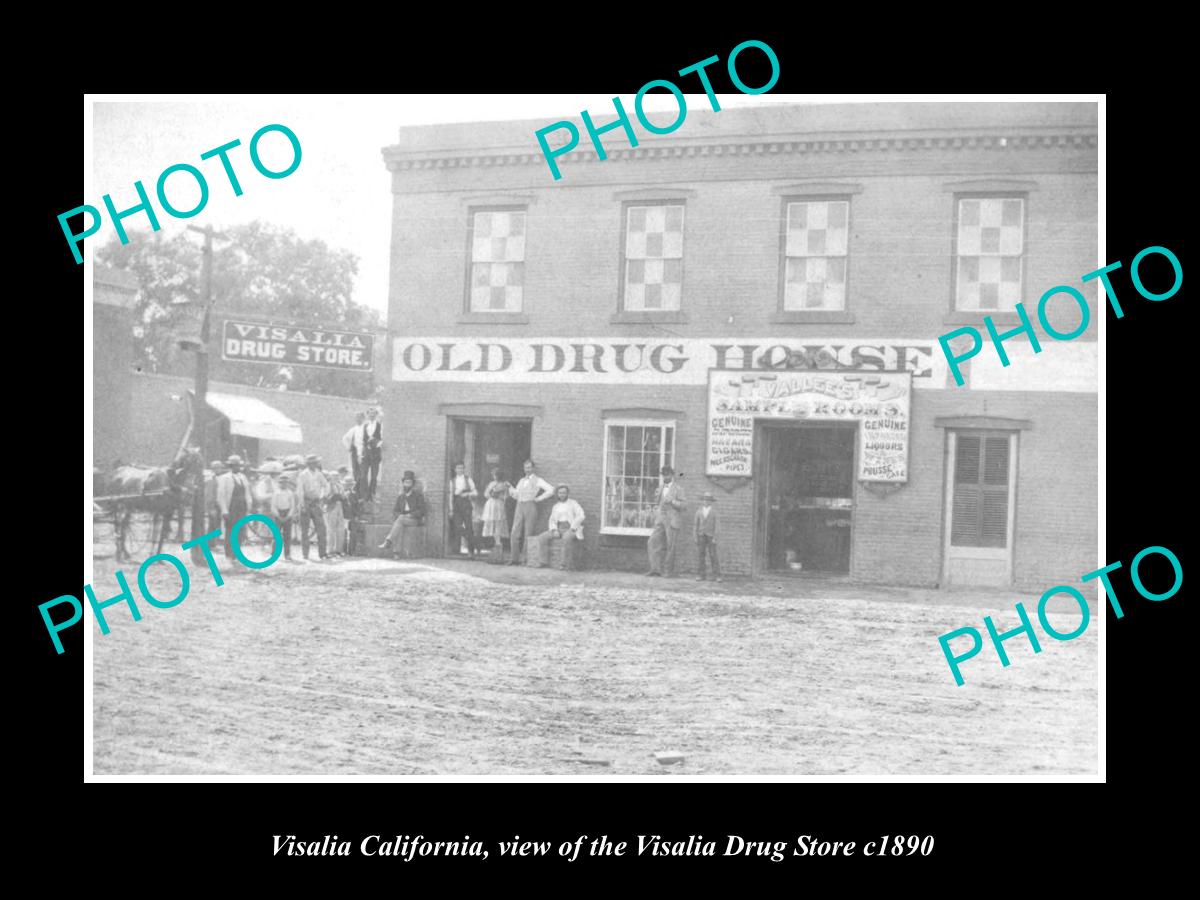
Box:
[694,491,722,582]
[271,474,299,561]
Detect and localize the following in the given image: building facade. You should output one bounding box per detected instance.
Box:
[380,102,1098,588]
[93,264,139,468]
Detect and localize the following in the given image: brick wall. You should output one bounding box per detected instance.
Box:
[93,303,134,468]
[382,382,1097,589]
[387,171,1097,343]
[380,104,1098,588]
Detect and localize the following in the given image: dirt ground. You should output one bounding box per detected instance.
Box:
[91,548,1098,776]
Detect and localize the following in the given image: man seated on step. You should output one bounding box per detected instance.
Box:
[379,470,427,559]
[532,484,585,570]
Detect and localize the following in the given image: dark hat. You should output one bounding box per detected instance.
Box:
[305,453,321,463]
[402,470,416,481]
[337,465,349,474]
[660,465,675,475]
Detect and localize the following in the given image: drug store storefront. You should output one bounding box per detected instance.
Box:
[707,369,912,578]
[388,335,1086,587]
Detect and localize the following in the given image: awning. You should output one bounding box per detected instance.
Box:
[199,390,303,444]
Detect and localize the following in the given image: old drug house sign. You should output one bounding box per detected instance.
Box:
[222,320,374,371]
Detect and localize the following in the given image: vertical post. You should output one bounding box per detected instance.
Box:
[188,225,217,558]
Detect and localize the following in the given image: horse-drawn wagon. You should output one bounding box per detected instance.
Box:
[92,449,201,562]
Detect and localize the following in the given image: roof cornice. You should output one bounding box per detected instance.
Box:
[382,129,1097,172]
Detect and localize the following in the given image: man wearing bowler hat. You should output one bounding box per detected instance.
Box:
[646,464,685,578]
[296,453,329,560]
[694,491,723,582]
[216,454,251,562]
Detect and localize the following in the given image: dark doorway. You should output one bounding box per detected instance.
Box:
[446,418,533,556]
[757,424,856,575]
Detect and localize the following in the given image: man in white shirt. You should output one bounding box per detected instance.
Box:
[447,461,479,558]
[296,453,329,560]
[533,484,585,570]
[507,458,555,566]
[215,454,252,561]
[342,411,365,488]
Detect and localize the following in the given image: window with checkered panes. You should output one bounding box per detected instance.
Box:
[955,198,1025,312]
[469,209,525,312]
[602,422,675,534]
[784,200,849,310]
[623,204,684,311]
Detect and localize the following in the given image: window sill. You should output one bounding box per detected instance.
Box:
[456,312,530,325]
[600,530,653,548]
[772,310,856,324]
[610,311,689,325]
[943,311,1021,327]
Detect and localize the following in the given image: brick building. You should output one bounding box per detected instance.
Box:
[93,264,139,469]
[379,102,1097,588]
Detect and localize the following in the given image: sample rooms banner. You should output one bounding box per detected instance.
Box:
[706,370,913,482]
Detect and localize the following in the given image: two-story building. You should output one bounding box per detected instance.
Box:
[379,102,1098,588]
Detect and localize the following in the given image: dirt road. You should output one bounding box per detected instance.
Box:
[91,554,1097,776]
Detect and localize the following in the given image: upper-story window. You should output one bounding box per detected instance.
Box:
[468,208,526,313]
[783,199,850,311]
[954,196,1025,312]
[622,203,684,312]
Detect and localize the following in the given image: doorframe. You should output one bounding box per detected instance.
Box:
[940,429,1019,586]
[443,415,534,556]
[752,419,860,578]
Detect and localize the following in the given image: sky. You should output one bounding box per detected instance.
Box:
[90,94,811,315]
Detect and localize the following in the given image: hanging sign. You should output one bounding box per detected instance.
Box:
[705,370,912,482]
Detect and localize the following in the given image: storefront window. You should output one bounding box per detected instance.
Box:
[602,421,675,534]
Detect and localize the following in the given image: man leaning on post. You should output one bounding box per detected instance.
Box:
[646,465,685,578]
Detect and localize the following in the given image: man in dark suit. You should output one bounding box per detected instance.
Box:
[646,465,685,578]
[360,406,383,501]
[694,491,723,582]
[380,470,427,558]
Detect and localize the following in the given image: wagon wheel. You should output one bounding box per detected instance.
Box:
[244,516,277,546]
[123,511,161,557]
[92,509,117,559]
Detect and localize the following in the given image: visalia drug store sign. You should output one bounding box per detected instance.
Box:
[222,320,374,371]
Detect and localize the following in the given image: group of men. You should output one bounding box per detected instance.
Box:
[341,407,384,502]
[208,452,358,563]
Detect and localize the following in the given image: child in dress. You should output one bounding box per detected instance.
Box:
[481,467,512,560]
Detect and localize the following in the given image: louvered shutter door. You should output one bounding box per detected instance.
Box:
[951,435,983,546]
[951,433,1012,548]
[980,436,1010,547]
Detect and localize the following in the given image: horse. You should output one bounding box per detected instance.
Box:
[98,448,203,562]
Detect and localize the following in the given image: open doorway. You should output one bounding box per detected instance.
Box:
[446,418,533,556]
[757,423,856,575]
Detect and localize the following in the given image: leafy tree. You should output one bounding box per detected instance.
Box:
[97,223,384,398]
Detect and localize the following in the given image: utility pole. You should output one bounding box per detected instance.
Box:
[184,224,225,558]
